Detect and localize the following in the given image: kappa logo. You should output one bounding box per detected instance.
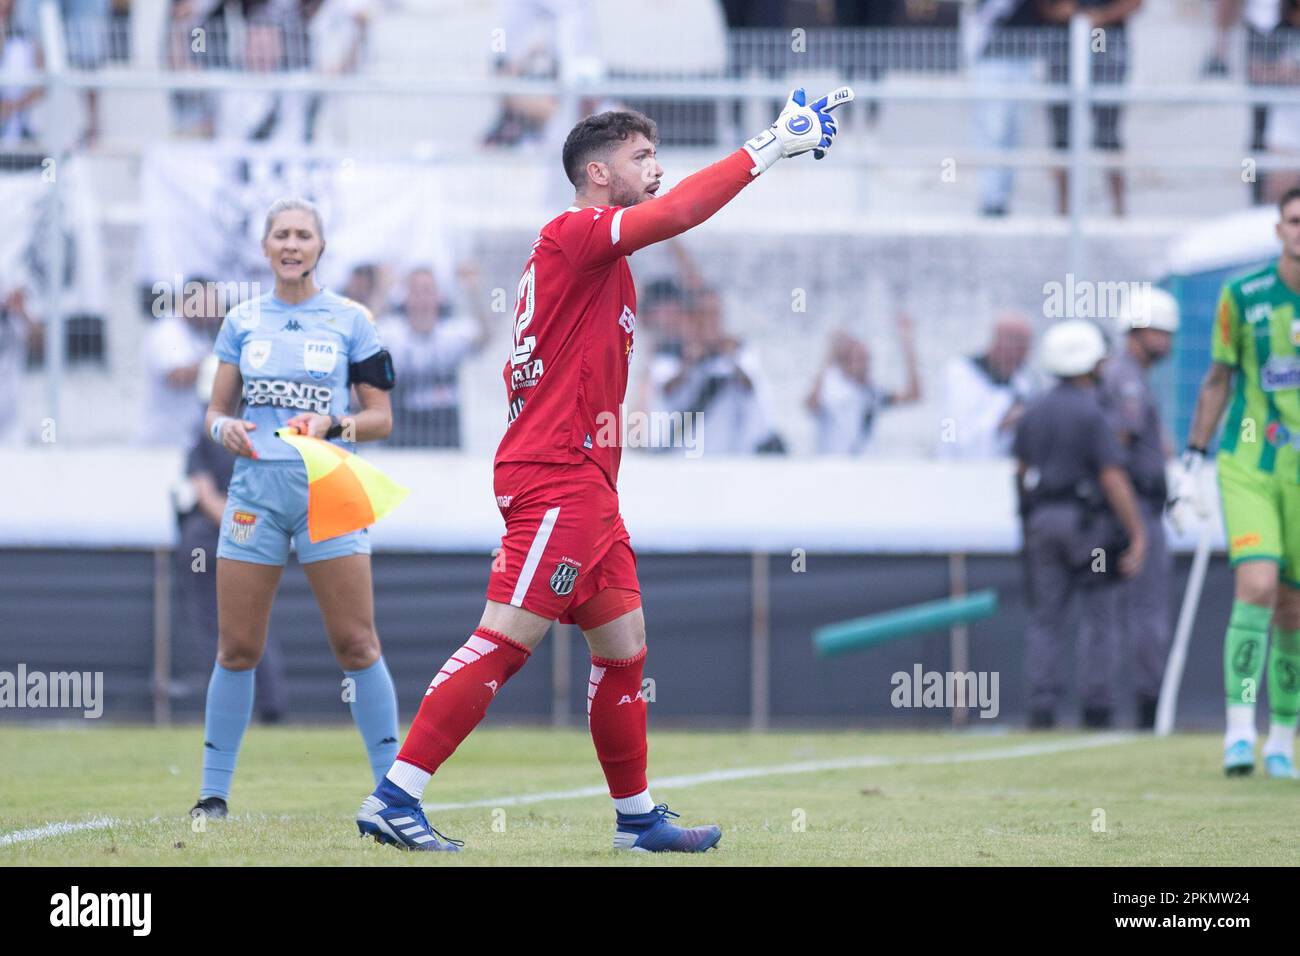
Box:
[303,340,338,381]
[617,691,644,705]
[549,561,580,596]
[485,680,499,695]
[228,511,257,545]
[282,318,304,332]
[247,339,272,370]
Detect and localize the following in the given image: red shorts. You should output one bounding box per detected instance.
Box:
[486,459,641,630]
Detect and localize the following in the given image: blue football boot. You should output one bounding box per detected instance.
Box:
[1265,753,1299,779]
[613,804,722,853]
[356,785,462,852]
[1223,739,1255,777]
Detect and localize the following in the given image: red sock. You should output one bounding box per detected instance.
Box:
[587,647,649,799]
[397,627,530,775]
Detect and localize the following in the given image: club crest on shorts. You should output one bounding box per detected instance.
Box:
[549,561,580,596]
[228,510,258,545]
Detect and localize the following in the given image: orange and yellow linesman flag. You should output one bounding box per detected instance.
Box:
[275,428,410,543]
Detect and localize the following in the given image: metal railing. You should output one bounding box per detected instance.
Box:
[5,4,1300,453]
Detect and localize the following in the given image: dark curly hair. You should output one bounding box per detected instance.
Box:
[1281,185,1300,216]
[561,110,660,188]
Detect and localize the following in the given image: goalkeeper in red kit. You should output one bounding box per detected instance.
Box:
[356,86,854,853]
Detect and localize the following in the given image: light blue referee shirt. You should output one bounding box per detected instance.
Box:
[214,289,383,461]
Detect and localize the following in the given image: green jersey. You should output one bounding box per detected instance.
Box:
[1213,262,1300,481]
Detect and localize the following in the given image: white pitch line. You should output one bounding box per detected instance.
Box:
[0,816,117,847]
[429,733,1138,811]
[0,737,1139,839]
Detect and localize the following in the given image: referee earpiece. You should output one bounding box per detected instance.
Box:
[304,240,324,281]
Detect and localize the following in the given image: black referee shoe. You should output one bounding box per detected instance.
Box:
[189,796,228,819]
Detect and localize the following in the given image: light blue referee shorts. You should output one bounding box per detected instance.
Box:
[217,460,371,566]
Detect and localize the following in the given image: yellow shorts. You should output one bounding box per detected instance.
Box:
[1218,454,1300,586]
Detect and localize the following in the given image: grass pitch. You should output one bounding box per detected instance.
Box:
[1,725,1297,866]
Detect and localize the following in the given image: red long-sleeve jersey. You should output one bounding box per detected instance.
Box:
[494,147,756,487]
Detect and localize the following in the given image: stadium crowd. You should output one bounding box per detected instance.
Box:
[0,0,1293,189]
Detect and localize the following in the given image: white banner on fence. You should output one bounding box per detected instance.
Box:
[135,145,453,292]
[0,159,107,314]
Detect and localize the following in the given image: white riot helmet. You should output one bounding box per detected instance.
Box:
[1041,319,1107,378]
[1115,286,1180,335]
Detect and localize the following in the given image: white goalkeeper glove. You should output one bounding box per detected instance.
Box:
[1167,447,1212,534]
[743,86,855,176]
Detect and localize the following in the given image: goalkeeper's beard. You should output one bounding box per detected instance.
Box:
[609,174,650,208]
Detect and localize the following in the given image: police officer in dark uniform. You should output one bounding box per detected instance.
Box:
[1097,288,1180,728]
[1014,319,1147,729]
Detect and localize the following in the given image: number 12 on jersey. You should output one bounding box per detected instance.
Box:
[512,263,536,367]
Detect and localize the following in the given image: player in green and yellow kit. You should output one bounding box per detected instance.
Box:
[1171,186,1300,778]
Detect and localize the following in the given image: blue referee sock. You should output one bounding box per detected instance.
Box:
[200,664,256,800]
[346,656,400,786]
